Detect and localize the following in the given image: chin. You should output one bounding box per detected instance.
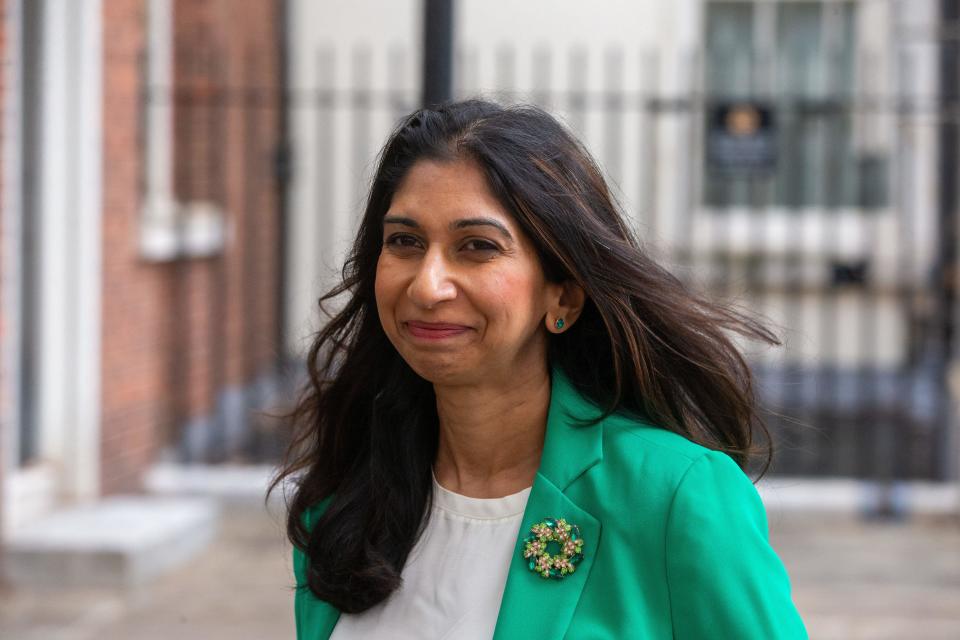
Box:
[404,355,483,387]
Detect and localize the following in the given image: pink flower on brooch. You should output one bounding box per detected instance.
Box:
[523,540,543,559]
[553,557,575,575]
[536,554,554,577]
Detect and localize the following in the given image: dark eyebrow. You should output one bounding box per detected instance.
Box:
[383,215,514,241]
[451,217,513,240]
[383,215,419,228]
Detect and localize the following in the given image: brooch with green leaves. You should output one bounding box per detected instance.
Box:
[522,517,585,579]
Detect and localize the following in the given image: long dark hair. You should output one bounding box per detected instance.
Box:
[269,98,780,613]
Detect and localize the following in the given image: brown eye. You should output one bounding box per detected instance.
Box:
[385,233,422,249]
[462,238,499,252]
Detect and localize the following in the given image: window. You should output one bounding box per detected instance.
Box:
[703,1,888,209]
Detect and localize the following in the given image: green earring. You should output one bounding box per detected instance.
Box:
[554,318,565,330]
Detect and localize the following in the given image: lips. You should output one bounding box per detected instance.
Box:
[404,321,471,340]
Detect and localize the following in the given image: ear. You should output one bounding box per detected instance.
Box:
[545,280,586,334]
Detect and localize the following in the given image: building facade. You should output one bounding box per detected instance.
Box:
[0,0,285,548]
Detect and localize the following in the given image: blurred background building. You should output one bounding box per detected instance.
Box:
[0,0,958,638]
[286,0,956,485]
[2,0,285,540]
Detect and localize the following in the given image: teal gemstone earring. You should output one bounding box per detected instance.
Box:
[554,318,565,330]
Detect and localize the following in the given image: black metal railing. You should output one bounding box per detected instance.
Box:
[149,41,957,482]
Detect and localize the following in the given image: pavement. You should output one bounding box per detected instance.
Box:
[770,510,960,640]
[0,500,295,640]
[1,500,958,639]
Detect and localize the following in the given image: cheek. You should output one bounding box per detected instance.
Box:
[484,270,546,326]
[374,257,399,318]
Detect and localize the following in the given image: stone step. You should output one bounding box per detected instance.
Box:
[4,496,218,588]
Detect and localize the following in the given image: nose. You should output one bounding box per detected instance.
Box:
[406,248,457,309]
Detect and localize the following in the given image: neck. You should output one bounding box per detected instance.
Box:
[432,366,551,498]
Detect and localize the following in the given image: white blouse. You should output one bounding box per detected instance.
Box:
[329,470,533,640]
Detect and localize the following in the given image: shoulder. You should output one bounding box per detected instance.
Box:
[599,411,750,489]
[603,412,713,459]
[575,411,761,529]
[587,415,808,637]
[604,415,809,638]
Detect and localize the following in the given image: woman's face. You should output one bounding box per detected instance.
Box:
[375,158,561,387]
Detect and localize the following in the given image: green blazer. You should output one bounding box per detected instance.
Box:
[293,369,808,639]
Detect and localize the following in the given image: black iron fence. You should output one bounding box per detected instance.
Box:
[151,40,958,482]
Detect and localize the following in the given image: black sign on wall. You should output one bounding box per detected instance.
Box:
[706,102,776,174]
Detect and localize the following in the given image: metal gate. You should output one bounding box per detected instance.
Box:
[282,36,957,481]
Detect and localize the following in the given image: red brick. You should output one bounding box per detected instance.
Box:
[99,0,283,493]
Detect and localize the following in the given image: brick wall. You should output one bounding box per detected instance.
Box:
[170,0,283,423]
[100,0,170,494]
[99,0,283,493]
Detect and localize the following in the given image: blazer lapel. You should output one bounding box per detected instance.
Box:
[492,368,605,640]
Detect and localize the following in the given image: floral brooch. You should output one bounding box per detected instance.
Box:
[522,517,585,579]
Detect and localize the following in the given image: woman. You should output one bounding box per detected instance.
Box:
[272,99,808,639]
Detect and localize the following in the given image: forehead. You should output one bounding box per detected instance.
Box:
[387,159,514,226]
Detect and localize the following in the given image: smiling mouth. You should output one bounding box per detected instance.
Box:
[404,321,472,340]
